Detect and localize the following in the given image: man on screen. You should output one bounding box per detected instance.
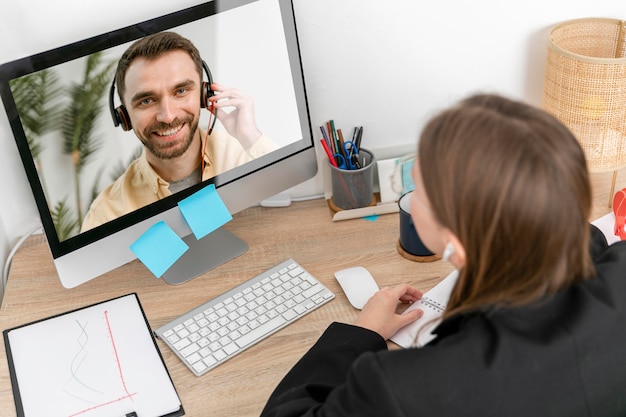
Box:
[81,31,276,231]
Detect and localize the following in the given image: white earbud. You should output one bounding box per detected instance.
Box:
[442,242,455,262]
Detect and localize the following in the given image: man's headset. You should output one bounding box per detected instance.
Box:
[109,60,214,131]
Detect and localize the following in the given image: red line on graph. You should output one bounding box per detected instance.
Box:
[104,310,133,399]
[68,309,137,417]
[68,392,137,417]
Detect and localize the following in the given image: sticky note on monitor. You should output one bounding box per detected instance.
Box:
[178,184,233,240]
[130,221,189,278]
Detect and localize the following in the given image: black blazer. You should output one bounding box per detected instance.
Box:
[261,226,626,416]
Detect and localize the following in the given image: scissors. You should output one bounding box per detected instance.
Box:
[333,141,355,170]
[332,153,352,170]
[343,141,362,169]
[333,141,362,170]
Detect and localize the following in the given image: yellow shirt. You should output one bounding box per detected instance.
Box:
[81,130,276,231]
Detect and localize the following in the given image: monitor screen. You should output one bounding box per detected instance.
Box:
[0,0,316,287]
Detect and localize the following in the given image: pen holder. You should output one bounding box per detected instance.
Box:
[397,191,440,262]
[328,148,376,210]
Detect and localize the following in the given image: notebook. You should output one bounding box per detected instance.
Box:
[390,270,458,348]
[3,293,184,417]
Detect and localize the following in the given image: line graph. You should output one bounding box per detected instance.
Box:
[65,309,137,417]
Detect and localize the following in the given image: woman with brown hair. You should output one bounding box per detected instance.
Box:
[261,94,626,416]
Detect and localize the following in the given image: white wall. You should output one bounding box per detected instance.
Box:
[0,0,622,288]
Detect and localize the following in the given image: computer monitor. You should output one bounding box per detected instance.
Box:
[0,0,316,287]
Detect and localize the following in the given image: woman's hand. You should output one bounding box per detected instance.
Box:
[354,284,423,340]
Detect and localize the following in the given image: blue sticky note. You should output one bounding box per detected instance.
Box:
[363,214,380,222]
[178,184,233,239]
[130,221,189,278]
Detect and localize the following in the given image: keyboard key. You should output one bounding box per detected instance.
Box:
[303,284,324,298]
[180,343,200,357]
[224,342,239,355]
[193,362,207,374]
[282,309,297,321]
[174,338,191,351]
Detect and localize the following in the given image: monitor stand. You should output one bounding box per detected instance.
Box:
[161,227,248,285]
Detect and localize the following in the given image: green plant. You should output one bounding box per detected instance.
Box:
[50,199,80,242]
[61,52,116,226]
[9,68,63,197]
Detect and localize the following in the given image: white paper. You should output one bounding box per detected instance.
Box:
[7,294,181,417]
[390,270,458,348]
[592,212,619,245]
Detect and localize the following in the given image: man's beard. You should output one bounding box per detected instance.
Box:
[139,115,199,160]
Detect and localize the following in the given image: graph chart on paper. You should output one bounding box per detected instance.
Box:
[63,311,138,417]
[4,294,182,417]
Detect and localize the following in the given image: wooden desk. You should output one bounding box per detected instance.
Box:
[0,170,623,416]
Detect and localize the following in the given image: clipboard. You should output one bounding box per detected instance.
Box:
[3,293,184,417]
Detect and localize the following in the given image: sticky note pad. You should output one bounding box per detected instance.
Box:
[130,221,189,278]
[178,184,233,239]
[401,159,415,194]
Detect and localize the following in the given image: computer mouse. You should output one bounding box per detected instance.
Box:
[334,266,380,310]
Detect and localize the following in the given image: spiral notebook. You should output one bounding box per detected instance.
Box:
[390,270,459,348]
[3,293,184,417]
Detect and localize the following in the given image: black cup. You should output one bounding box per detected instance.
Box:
[398,191,434,257]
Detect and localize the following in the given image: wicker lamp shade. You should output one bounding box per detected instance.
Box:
[542,18,626,173]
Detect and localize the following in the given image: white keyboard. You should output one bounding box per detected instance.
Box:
[155,259,335,376]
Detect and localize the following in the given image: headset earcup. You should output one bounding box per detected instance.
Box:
[109,80,132,131]
[114,105,132,131]
[200,60,214,109]
[201,81,214,109]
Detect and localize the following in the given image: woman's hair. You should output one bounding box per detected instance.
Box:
[418,94,594,319]
[115,31,204,103]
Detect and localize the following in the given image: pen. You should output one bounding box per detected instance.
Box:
[326,121,335,153]
[330,120,340,156]
[355,126,364,149]
[337,129,346,157]
[320,126,331,151]
[320,139,338,167]
[351,126,358,144]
